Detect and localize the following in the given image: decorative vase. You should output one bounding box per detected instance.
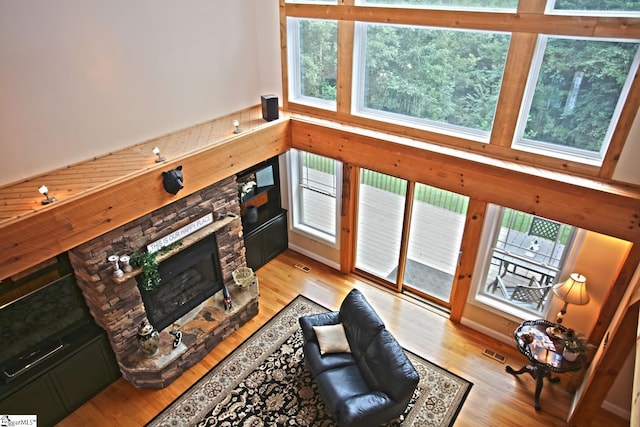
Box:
[108,255,123,278]
[562,348,580,362]
[137,320,160,358]
[119,255,132,273]
[245,205,258,224]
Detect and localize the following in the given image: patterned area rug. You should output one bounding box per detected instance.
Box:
[147,295,472,427]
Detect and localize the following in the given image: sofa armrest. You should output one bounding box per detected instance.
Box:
[299,311,340,342]
[338,391,399,427]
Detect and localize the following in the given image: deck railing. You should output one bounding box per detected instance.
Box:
[301,153,337,196]
[303,156,570,243]
[360,169,469,214]
[502,209,572,245]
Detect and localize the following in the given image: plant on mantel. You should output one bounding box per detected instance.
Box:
[130,250,161,291]
[130,241,182,291]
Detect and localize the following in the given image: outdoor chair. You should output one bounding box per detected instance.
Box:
[494,275,552,310]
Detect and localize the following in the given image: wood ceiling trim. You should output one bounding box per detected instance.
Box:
[289,117,640,243]
[0,107,289,280]
[284,4,640,39]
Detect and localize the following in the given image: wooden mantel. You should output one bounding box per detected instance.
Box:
[2,107,640,280]
[0,106,290,280]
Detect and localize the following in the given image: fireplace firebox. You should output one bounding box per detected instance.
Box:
[136,233,223,332]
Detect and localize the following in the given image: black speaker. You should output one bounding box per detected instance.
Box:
[261,94,279,122]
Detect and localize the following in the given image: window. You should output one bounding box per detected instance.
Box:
[287,18,338,110]
[287,0,336,3]
[353,23,510,141]
[358,0,517,10]
[514,36,640,164]
[289,150,341,244]
[548,0,640,14]
[475,207,578,318]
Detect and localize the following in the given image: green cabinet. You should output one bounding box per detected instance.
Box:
[0,328,120,427]
[238,156,288,270]
[1,375,66,426]
[244,210,288,270]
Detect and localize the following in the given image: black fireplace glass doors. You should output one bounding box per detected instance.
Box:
[137,234,224,331]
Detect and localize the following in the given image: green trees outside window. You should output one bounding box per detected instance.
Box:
[360,0,517,9]
[288,18,338,105]
[552,0,640,12]
[518,37,639,159]
[287,7,639,164]
[357,24,510,136]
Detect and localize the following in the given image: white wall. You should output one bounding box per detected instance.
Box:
[613,109,640,185]
[254,1,283,101]
[0,1,638,187]
[0,0,281,186]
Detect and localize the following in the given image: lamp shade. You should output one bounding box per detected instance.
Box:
[552,273,590,306]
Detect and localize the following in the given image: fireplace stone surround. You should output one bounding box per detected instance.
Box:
[67,176,259,388]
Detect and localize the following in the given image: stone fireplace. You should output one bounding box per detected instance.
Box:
[137,232,224,332]
[67,176,259,388]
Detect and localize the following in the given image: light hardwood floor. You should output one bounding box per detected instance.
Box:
[58,250,627,427]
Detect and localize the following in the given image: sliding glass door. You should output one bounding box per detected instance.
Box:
[355,169,406,280]
[401,183,468,303]
[355,169,468,306]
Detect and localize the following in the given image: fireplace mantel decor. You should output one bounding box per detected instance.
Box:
[68,176,259,388]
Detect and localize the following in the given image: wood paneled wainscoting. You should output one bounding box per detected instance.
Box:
[59,250,626,427]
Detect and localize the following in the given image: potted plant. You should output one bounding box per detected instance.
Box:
[130,250,161,291]
[562,329,587,362]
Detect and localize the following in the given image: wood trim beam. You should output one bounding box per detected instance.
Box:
[337,20,355,114]
[284,5,640,39]
[450,199,487,322]
[567,242,638,392]
[288,105,601,177]
[489,32,538,148]
[600,66,640,180]
[0,123,290,280]
[568,300,640,425]
[396,181,415,294]
[282,4,639,179]
[290,117,640,243]
[591,243,640,343]
[280,0,290,111]
[340,163,357,274]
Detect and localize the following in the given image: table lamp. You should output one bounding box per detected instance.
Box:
[546,273,589,338]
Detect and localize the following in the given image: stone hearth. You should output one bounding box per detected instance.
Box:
[68,176,259,388]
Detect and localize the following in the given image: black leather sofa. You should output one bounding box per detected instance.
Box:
[299,289,419,427]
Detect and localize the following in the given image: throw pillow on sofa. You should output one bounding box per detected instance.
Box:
[313,323,352,355]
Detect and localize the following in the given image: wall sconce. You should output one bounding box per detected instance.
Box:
[233,120,241,134]
[546,273,590,338]
[152,146,166,163]
[38,185,57,204]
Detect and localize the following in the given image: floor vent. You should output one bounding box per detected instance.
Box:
[294,263,311,272]
[483,348,506,363]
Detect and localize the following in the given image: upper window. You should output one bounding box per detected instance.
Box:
[359,0,517,10]
[548,0,640,14]
[287,0,336,3]
[353,23,511,141]
[287,18,338,110]
[514,36,640,164]
[289,150,341,245]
